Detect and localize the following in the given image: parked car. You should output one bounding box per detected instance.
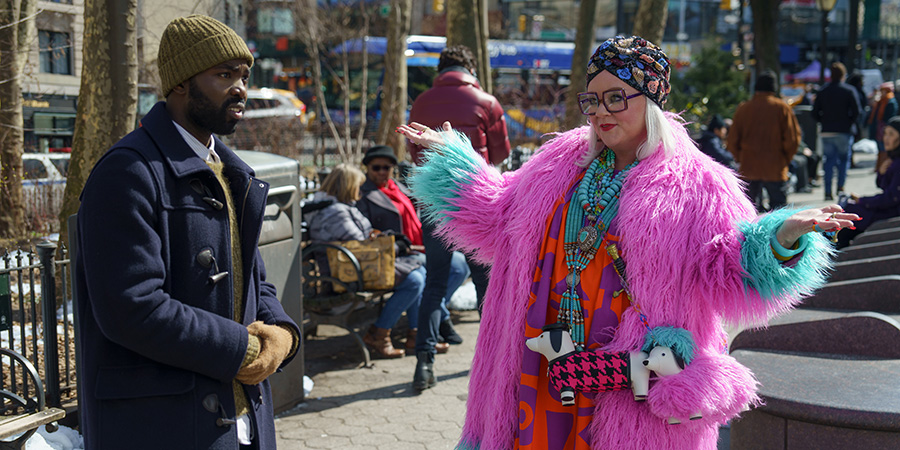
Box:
[223,88,308,155]
[22,152,69,228]
[245,88,308,126]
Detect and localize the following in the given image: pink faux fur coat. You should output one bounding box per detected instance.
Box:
[410,116,832,450]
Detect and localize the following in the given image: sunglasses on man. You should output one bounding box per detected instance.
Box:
[370,164,394,172]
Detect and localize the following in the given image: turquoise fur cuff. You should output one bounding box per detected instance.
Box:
[408,131,484,226]
[770,233,809,259]
[739,208,836,300]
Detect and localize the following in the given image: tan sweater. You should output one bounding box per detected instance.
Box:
[207,161,257,418]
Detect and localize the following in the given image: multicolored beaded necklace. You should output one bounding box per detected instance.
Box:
[558,148,639,347]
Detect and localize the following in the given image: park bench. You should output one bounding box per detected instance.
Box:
[0,349,65,449]
[300,241,391,368]
[729,311,900,449]
[300,199,392,367]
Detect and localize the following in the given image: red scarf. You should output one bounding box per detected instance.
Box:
[379,179,423,246]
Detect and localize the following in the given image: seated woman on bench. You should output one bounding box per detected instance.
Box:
[357,145,469,346]
[307,164,434,358]
[838,116,900,248]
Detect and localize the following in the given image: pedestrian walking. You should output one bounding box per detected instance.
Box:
[728,70,802,211]
[813,62,863,200]
[405,45,510,391]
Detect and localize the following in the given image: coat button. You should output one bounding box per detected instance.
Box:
[197,249,214,268]
[202,394,219,413]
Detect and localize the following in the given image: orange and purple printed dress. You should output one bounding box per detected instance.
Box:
[516,176,629,450]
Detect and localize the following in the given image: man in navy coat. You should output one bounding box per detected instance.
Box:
[74,15,299,449]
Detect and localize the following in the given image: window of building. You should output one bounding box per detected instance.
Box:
[39,30,72,75]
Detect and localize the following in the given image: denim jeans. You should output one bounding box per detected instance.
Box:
[417,220,489,354]
[374,266,425,330]
[442,251,471,322]
[821,134,853,197]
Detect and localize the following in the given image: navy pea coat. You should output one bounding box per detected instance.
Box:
[74,102,300,449]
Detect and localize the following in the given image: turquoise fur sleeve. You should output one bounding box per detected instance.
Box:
[408,131,484,226]
[739,208,836,300]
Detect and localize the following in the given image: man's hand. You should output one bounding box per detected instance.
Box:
[236,321,293,385]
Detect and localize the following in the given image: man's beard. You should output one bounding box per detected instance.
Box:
[187,79,242,136]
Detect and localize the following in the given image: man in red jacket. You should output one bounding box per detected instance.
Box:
[407,45,510,165]
[407,45,510,391]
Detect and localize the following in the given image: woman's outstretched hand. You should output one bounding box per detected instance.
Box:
[776,205,860,248]
[396,121,452,149]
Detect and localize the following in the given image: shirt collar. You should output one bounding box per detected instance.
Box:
[172,121,221,163]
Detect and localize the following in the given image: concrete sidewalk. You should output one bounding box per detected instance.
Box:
[274,150,883,449]
[275,310,479,449]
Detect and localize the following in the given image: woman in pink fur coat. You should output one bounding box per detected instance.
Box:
[398,36,858,450]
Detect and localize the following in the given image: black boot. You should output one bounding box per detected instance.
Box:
[413,351,436,391]
[439,319,463,345]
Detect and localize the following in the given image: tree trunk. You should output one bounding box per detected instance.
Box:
[0,0,34,240]
[476,0,491,94]
[59,0,138,245]
[447,0,490,92]
[565,0,598,130]
[296,0,330,166]
[632,0,668,45]
[376,0,411,159]
[750,0,780,78]
[352,8,370,163]
[847,0,860,73]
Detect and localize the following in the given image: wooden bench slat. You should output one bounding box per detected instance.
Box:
[0,408,66,439]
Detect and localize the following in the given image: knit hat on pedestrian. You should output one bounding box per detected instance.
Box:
[754,71,777,93]
[586,35,671,107]
[158,15,254,97]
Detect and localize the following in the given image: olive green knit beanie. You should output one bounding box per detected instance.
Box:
[158,15,254,97]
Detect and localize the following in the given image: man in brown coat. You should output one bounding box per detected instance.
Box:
[728,70,802,211]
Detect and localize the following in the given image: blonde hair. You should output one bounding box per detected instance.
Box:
[320,164,365,204]
[579,97,675,166]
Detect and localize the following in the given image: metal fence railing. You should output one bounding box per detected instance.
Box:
[0,242,76,409]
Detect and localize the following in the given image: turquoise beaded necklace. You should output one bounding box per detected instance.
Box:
[558,148,639,347]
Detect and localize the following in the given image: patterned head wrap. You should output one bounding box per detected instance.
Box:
[586,35,671,107]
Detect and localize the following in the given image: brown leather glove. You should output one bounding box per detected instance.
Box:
[236,321,293,385]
